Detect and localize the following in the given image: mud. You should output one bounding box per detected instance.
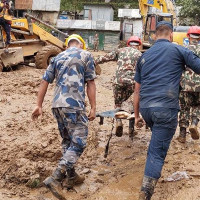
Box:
[0,51,200,200]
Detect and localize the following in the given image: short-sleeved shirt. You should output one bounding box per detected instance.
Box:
[43,47,96,110]
[134,39,200,110]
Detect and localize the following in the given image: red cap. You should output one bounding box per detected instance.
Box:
[127,36,142,46]
[187,26,200,38]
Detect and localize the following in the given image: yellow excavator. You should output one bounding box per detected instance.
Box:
[0,13,68,72]
[138,0,187,48]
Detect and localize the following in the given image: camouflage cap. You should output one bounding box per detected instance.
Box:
[156,21,173,31]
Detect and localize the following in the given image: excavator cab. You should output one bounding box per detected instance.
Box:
[143,13,173,48]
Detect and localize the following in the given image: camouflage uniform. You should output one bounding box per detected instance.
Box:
[95,47,142,107]
[93,35,99,52]
[43,47,96,169]
[179,44,200,128]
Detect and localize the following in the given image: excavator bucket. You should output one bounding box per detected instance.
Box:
[0,47,24,68]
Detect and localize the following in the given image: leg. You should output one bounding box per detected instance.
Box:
[178,91,191,143]
[59,109,88,188]
[4,21,11,46]
[139,107,178,199]
[43,108,70,200]
[189,92,200,139]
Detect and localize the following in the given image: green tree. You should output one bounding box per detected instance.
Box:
[177,0,200,25]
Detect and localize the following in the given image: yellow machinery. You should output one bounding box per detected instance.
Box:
[138,0,186,48]
[0,13,68,72]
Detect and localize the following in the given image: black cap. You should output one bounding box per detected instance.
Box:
[156,21,173,31]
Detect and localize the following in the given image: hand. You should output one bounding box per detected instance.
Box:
[32,106,42,120]
[135,117,144,128]
[88,108,96,121]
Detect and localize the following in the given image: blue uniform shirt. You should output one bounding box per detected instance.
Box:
[43,47,96,110]
[134,39,200,110]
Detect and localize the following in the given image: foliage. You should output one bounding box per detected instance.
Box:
[177,0,200,25]
[60,0,139,20]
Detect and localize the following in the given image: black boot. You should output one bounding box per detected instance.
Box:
[189,116,199,140]
[177,127,186,143]
[43,165,67,200]
[138,176,158,200]
[129,118,137,140]
[63,167,85,189]
[115,119,123,137]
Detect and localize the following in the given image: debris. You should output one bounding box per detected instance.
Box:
[165,171,189,182]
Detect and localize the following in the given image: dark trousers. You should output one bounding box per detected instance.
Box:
[0,17,11,45]
[140,107,178,179]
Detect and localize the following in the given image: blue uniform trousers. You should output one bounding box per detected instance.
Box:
[140,107,178,179]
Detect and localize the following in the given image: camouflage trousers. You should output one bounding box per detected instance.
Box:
[113,83,134,107]
[179,91,200,128]
[93,42,98,52]
[52,108,88,169]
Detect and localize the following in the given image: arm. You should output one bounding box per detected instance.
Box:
[32,80,49,120]
[87,80,96,121]
[134,82,144,127]
[95,50,118,65]
[182,46,200,74]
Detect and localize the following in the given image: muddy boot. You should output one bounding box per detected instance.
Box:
[177,127,186,143]
[43,166,67,200]
[189,117,199,140]
[64,167,85,189]
[129,118,136,140]
[138,176,158,200]
[115,119,123,137]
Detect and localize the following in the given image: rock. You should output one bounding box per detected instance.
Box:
[81,168,91,174]
[98,170,110,176]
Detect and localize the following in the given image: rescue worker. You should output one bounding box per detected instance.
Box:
[32,34,96,200]
[134,21,200,200]
[178,26,200,143]
[95,36,142,137]
[93,33,99,52]
[0,0,13,48]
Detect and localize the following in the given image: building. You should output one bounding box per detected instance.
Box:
[56,19,121,51]
[15,0,61,24]
[84,4,114,21]
[118,9,143,41]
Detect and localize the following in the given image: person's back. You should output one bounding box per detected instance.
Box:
[137,41,191,109]
[47,46,94,110]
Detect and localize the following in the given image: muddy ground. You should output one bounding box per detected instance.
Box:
[0,51,200,200]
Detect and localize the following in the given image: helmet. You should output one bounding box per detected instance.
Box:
[65,34,86,50]
[187,26,200,38]
[127,36,142,47]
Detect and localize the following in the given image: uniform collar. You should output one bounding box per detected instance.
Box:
[155,39,170,43]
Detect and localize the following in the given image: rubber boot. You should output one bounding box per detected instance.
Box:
[63,167,85,189]
[115,119,123,137]
[43,166,67,200]
[129,118,137,140]
[177,127,186,143]
[138,176,158,200]
[189,116,199,140]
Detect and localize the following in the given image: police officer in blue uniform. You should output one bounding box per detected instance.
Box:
[134,21,200,200]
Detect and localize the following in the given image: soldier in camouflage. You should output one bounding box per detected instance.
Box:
[178,26,200,143]
[95,36,142,137]
[93,33,99,52]
[32,34,96,200]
